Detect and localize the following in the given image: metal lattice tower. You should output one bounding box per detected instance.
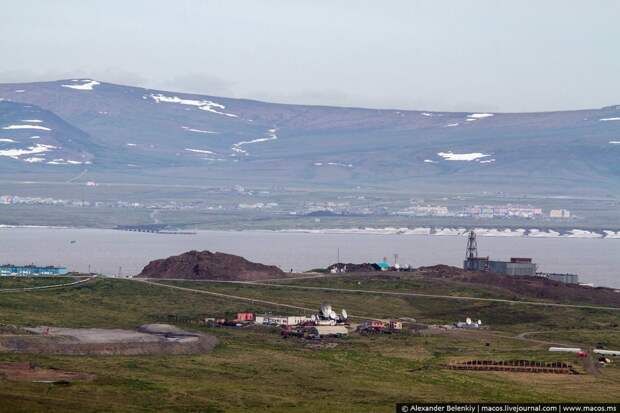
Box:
[466,230,478,260]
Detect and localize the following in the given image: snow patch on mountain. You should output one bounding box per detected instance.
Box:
[47,158,88,165]
[326,162,353,168]
[0,143,57,159]
[181,126,217,134]
[231,147,248,155]
[600,117,620,122]
[437,151,491,161]
[185,148,215,154]
[23,157,45,163]
[444,123,459,127]
[149,94,238,118]
[21,119,42,123]
[231,128,277,156]
[61,79,100,91]
[2,124,51,131]
[468,113,494,119]
[0,138,17,143]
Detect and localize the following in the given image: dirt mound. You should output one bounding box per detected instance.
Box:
[1,325,218,355]
[138,250,285,280]
[417,265,464,277]
[0,362,95,382]
[417,265,620,307]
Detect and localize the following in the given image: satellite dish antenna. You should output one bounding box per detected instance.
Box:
[320,303,332,318]
[477,320,482,325]
[466,317,472,325]
[341,309,348,320]
[329,310,337,320]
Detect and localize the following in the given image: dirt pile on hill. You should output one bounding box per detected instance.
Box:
[417,265,620,307]
[138,250,285,281]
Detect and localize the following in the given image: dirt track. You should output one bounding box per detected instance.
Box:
[0,276,95,293]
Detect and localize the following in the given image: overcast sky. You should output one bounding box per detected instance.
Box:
[1,0,619,112]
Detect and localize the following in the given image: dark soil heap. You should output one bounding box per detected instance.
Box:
[138,250,284,281]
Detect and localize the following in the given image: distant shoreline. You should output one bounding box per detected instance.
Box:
[273,227,620,239]
[2,225,620,239]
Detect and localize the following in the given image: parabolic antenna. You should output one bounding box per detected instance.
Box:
[341,309,348,320]
[466,317,472,325]
[329,310,337,320]
[477,320,482,325]
[320,303,332,318]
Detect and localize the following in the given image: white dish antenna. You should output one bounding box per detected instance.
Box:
[329,310,337,320]
[477,319,482,325]
[341,309,348,320]
[320,303,332,318]
[465,317,472,325]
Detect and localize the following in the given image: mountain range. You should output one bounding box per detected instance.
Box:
[1,79,619,195]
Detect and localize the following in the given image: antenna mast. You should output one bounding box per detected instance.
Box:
[466,230,478,260]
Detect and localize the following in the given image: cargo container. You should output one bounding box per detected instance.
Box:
[235,312,254,322]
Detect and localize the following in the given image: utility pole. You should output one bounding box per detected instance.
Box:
[337,248,340,272]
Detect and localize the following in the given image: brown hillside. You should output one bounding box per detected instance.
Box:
[417,265,620,307]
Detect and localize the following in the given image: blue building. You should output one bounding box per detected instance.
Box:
[375,261,391,271]
[0,265,68,276]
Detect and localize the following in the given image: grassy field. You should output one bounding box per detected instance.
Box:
[0,277,619,412]
[0,276,81,290]
[159,277,620,335]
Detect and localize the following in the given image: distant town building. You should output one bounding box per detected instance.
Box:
[0,265,68,276]
[549,209,571,218]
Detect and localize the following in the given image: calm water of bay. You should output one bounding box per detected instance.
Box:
[1,228,619,288]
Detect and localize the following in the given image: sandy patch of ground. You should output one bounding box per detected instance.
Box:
[0,324,217,355]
